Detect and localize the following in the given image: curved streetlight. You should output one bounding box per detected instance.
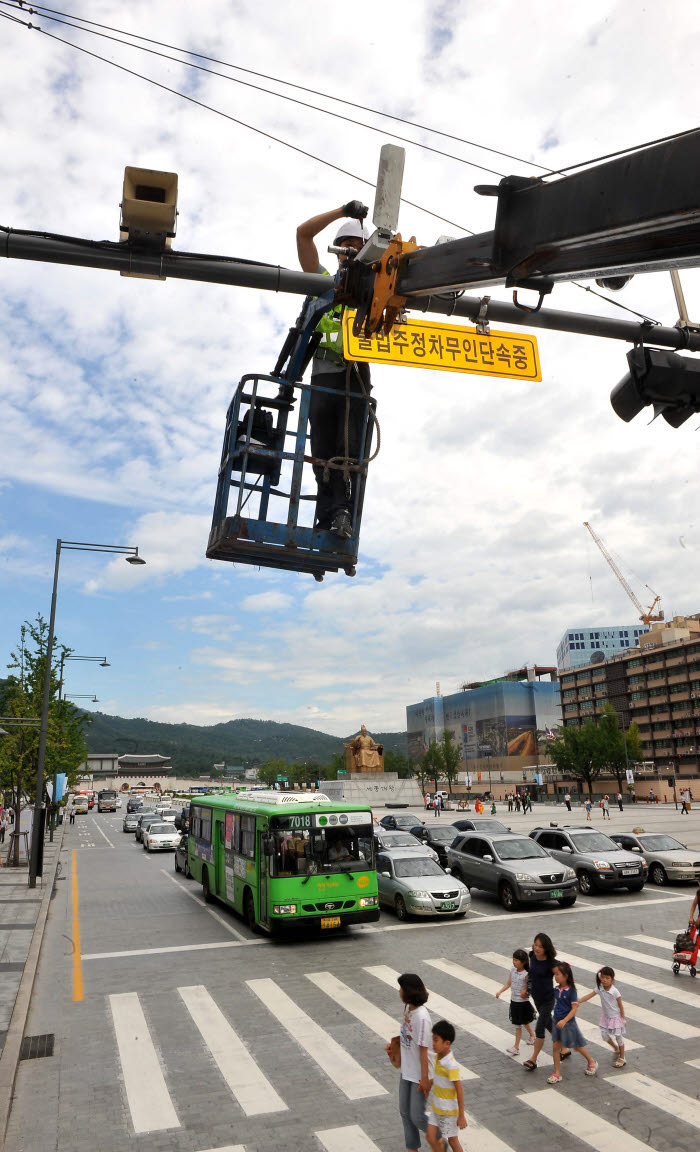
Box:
[30,539,145,888]
[58,654,111,701]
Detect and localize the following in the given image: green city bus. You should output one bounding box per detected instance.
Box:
[187,791,379,934]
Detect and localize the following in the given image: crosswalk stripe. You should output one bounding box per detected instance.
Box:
[478,949,697,1038]
[626,934,675,950]
[364,964,552,1066]
[109,992,179,1134]
[306,971,478,1081]
[519,1088,660,1152]
[178,985,286,1116]
[316,1125,381,1152]
[578,938,687,974]
[247,978,387,1100]
[426,957,501,997]
[196,1146,246,1152]
[605,1071,700,1128]
[686,1056,700,1069]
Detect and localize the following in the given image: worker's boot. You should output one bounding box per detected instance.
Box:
[330,510,352,539]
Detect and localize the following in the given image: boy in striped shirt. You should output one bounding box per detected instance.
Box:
[426,1020,467,1152]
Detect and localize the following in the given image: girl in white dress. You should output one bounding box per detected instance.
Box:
[579,965,626,1067]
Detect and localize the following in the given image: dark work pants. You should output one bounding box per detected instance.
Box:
[309,363,372,530]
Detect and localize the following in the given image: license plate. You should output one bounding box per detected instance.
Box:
[549,889,563,898]
[321,916,341,929]
[621,869,637,876]
[440,901,456,911]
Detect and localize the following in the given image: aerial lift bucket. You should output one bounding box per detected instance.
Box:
[207,371,375,580]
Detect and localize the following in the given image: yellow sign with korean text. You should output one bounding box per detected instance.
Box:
[342,312,541,381]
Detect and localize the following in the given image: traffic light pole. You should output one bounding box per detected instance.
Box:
[2,225,699,352]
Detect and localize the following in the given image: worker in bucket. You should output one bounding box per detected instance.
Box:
[296,201,373,539]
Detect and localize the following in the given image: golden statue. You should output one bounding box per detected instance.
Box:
[345,725,384,774]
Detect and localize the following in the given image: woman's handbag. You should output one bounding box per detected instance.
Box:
[387,1036,401,1068]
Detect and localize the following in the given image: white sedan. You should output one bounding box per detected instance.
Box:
[144,822,181,852]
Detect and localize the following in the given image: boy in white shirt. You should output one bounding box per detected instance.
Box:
[426,1020,467,1152]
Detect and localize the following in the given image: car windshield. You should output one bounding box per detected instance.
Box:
[638,835,686,852]
[149,824,174,835]
[471,820,509,832]
[394,858,445,878]
[570,833,619,852]
[270,825,374,878]
[494,838,549,860]
[381,833,419,847]
[429,828,458,841]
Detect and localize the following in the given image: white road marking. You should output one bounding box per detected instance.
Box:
[606,1071,700,1128]
[578,937,690,973]
[83,939,266,960]
[316,1126,381,1152]
[109,992,179,1134]
[686,1056,700,1068]
[626,933,681,950]
[306,971,477,1081]
[91,817,114,846]
[479,950,695,1042]
[195,1146,245,1152]
[248,977,387,1100]
[178,985,286,1116]
[365,964,552,1066]
[519,1089,660,1152]
[160,868,247,941]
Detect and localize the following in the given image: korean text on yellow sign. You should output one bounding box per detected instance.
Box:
[342,312,541,381]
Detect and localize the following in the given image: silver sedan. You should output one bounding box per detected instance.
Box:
[376,849,470,921]
[612,832,700,885]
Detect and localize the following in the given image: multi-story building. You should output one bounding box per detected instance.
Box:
[559,615,700,790]
[556,624,649,670]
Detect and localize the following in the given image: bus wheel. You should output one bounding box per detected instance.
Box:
[202,868,213,903]
[244,890,257,933]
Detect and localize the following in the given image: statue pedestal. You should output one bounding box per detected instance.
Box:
[319,772,424,808]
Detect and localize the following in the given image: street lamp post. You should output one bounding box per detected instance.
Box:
[51,656,110,841]
[30,539,145,888]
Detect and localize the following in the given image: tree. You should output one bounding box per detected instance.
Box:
[384,749,411,778]
[597,704,644,793]
[255,757,290,787]
[0,617,88,863]
[409,757,432,796]
[547,720,604,796]
[438,730,461,793]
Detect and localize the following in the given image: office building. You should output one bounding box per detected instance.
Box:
[556,624,649,670]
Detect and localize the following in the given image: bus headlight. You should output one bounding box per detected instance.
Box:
[273,904,297,915]
[359,896,378,908]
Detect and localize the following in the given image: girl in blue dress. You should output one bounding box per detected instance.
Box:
[547,961,598,1084]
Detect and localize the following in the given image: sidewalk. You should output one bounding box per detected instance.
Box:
[0,825,65,1140]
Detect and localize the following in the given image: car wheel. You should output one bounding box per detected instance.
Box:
[174,857,180,872]
[649,863,666,886]
[499,882,519,911]
[577,870,594,895]
[244,890,257,932]
[558,895,577,907]
[626,881,644,892]
[202,868,212,903]
[394,895,408,921]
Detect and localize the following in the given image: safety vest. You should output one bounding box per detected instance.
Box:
[315,269,344,361]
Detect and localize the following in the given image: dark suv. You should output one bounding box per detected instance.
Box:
[529,826,647,894]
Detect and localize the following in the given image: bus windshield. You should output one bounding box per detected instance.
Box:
[270,824,374,876]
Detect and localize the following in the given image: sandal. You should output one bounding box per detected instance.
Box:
[546,1073,563,1084]
[560,1051,571,1061]
[613,1058,626,1068]
[523,1060,538,1070]
[585,1061,599,1076]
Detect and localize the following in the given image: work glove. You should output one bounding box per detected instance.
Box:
[343,200,368,220]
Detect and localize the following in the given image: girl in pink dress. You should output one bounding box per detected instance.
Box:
[579,966,626,1067]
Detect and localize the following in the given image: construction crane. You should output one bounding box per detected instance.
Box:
[583,521,664,625]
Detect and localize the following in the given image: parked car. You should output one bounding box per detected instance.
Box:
[373,829,439,862]
[379,813,425,832]
[451,817,512,834]
[135,812,159,842]
[122,812,142,833]
[144,822,181,852]
[408,824,461,866]
[115,797,122,808]
[174,833,190,875]
[446,832,578,910]
[376,849,470,920]
[529,826,647,895]
[610,832,700,886]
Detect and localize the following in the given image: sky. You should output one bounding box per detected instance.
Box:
[1,0,700,739]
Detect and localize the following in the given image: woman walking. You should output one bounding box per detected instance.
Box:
[523,933,569,1071]
[387,972,431,1152]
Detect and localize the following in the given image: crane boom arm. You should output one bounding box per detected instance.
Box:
[583,521,646,620]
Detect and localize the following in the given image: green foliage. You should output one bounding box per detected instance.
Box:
[548,705,643,795]
[419,731,461,792]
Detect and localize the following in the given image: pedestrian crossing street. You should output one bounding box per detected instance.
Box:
[106,930,700,1150]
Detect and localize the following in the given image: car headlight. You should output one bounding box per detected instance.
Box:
[409,890,430,898]
[593,859,612,870]
[640,858,647,866]
[514,873,531,882]
[565,868,576,879]
[273,904,297,915]
[359,896,378,907]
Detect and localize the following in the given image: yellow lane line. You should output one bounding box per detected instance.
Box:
[72,849,84,1002]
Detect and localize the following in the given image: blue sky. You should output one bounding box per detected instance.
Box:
[1,0,700,737]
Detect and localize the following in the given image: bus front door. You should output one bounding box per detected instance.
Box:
[258,831,270,931]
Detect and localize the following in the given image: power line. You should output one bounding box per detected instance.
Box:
[4,0,551,175]
[547,126,700,177]
[4,11,474,234]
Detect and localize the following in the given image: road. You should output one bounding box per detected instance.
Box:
[4,803,700,1152]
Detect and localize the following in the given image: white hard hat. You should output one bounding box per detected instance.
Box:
[334,218,368,244]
